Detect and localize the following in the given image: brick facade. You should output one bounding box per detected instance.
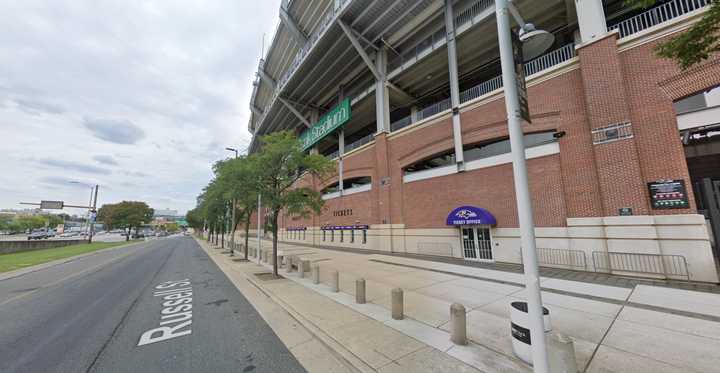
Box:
[270,27,719,234]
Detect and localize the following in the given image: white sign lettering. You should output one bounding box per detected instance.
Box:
[138,279,193,346]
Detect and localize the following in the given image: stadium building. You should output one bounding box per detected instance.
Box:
[246,0,720,282]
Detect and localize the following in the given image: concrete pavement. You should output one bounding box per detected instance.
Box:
[240,237,720,373]
[0,236,306,373]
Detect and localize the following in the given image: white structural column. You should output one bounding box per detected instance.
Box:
[338,88,345,194]
[279,1,308,46]
[575,0,607,42]
[375,47,391,133]
[445,0,465,170]
[496,1,550,372]
[338,20,391,133]
[310,109,320,154]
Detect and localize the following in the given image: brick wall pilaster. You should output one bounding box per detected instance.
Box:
[577,33,650,216]
[373,132,392,225]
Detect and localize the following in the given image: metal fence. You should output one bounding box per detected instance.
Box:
[592,251,690,280]
[608,0,711,38]
[388,0,495,71]
[523,43,576,77]
[536,248,588,270]
[345,133,374,152]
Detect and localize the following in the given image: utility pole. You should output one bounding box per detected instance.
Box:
[88,185,98,243]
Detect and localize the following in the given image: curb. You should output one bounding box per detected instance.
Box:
[195,237,375,373]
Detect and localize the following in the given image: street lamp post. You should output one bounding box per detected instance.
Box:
[226,147,239,256]
[495,1,554,372]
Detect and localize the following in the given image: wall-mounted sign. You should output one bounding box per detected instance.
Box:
[299,98,351,150]
[647,179,690,209]
[618,207,633,216]
[321,224,369,230]
[511,30,531,123]
[446,206,497,226]
[332,208,352,217]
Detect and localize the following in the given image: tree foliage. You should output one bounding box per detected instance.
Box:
[97,201,154,240]
[252,131,334,275]
[626,0,720,69]
[191,131,334,275]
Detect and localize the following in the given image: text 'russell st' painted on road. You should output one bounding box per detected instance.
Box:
[138,279,193,346]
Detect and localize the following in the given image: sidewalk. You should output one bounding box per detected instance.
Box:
[199,238,492,373]
[238,238,720,373]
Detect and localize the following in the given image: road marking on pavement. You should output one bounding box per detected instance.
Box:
[138,279,194,346]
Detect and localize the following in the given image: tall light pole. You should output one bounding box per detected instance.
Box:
[495,1,554,372]
[225,147,239,256]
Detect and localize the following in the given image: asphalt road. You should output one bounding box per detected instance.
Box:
[0,237,305,373]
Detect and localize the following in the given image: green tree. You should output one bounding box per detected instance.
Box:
[213,155,260,259]
[98,201,154,241]
[253,131,334,276]
[626,0,720,69]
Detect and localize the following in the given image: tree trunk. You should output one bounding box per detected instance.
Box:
[126,226,130,241]
[271,210,279,277]
[244,213,251,260]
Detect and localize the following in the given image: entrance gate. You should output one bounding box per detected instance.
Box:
[461,226,493,261]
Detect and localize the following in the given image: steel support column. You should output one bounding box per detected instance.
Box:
[278,97,311,127]
[445,0,465,170]
[375,48,390,133]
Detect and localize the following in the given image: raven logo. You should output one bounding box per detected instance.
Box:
[455,209,477,219]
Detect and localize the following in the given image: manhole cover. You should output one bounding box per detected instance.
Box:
[254,272,286,281]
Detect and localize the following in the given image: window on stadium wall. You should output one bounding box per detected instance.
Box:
[403,131,557,176]
[321,177,372,196]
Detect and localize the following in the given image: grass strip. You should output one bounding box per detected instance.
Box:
[0,241,129,273]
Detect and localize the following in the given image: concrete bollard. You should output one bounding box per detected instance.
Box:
[391,288,404,320]
[300,260,310,278]
[286,256,294,273]
[330,270,339,292]
[548,332,578,373]
[356,278,366,304]
[312,264,320,284]
[450,303,467,345]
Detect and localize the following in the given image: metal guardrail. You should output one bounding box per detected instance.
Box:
[592,251,690,280]
[524,43,576,77]
[536,248,588,269]
[388,0,495,71]
[390,43,575,133]
[608,0,710,38]
[345,133,374,152]
[255,0,352,130]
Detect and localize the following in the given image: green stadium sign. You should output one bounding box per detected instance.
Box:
[300,98,351,150]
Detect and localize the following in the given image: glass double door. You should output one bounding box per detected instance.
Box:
[461,226,493,261]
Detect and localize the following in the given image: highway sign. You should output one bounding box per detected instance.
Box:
[40,200,64,209]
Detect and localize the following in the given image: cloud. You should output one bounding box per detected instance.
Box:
[93,155,118,166]
[83,117,146,145]
[36,158,112,175]
[0,1,281,214]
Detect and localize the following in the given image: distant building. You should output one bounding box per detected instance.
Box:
[154,209,179,218]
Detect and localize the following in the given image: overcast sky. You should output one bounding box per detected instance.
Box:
[0,0,281,215]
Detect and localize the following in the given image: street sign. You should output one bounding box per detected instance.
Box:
[40,200,64,209]
[511,30,531,123]
[299,98,352,150]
